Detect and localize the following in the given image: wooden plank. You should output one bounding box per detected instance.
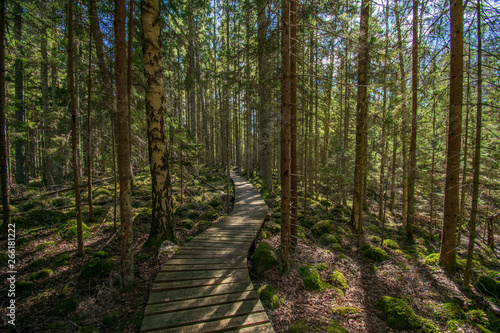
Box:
[156,269,246,282]
[175,249,238,256]
[141,301,267,332]
[165,257,247,266]
[145,290,258,316]
[147,281,254,304]
[160,263,247,272]
[225,323,275,332]
[152,274,249,292]
[173,253,248,260]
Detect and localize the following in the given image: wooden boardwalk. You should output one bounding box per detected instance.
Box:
[141,172,274,333]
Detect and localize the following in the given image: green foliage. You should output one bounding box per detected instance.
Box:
[93,188,113,198]
[320,233,338,246]
[51,197,74,207]
[466,309,490,328]
[369,235,382,243]
[133,210,152,224]
[178,219,195,229]
[298,265,332,292]
[136,252,151,263]
[35,241,54,251]
[329,270,347,290]
[331,306,359,316]
[17,237,29,247]
[55,253,70,267]
[252,242,278,274]
[383,239,399,250]
[315,262,328,271]
[267,222,281,235]
[330,243,344,252]
[477,275,500,298]
[425,253,440,266]
[302,215,321,229]
[257,285,283,309]
[376,296,437,332]
[428,302,464,321]
[81,258,114,279]
[16,209,68,228]
[311,220,334,237]
[289,319,309,333]
[58,219,90,241]
[201,209,219,220]
[30,268,54,281]
[324,320,348,333]
[103,311,123,326]
[362,245,390,262]
[28,259,45,268]
[52,297,79,316]
[93,251,109,259]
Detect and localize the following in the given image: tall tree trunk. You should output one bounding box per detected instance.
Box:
[141,0,178,246]
[280,0,291,274]
[290,0,298,250]
[69,0,84,256]
[87,0,94,223]
[407,0,418,242]
[351,0,371,246]
[463,0,482,287]
[14,3,25,184]
[187,0,197,140]
[116,0,134,289]
[41,25,50,186]
[0,0,9,234]
[429,92,436,238]
[257,0,272,192]
[342,43,350,207]
[439,0,464,275]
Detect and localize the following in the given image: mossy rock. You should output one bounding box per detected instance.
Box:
[369,235,382,243]
[185,202,198,210]
[257,285,283,309]
[51,197,74,208]
[55,253,70,267]
[331,306,359,316]
[302,215,321,229]
[16,280,33,297]
[324,320,348,333]
[311,220,334,237]
[407,244,431,258]
[201,209,219,220]
[329,270,347,290]
[478,247,498,268]
[28,259,45,268]
[320,233,338,246]
[376,296,437,332]
[52,297,79,316]
[81,258,114,279]
[103,310,123,326]
[267,222,281,235]
[466,309,490,329]
[330,243,344,253]
[425,253,440,266]
[58,219,90,241]
[289,319,310,333]
[298,265,332,292]
[93,250,109,259]
[93,188,113,198]
[16,209,68,228]
[477,275,500,298]
[428,302,465,321]
[134,210,152,224]
[383,239,399,250]
[30,268,54,281]
[252,242,278,274]
[35,241,54,251]
[315,262,328,271]
[179,219,195,230]
[446,319,483,333]
[198,219,213,231]
[362,245,389,262]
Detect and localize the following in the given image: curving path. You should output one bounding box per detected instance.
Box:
[141,172,274,332]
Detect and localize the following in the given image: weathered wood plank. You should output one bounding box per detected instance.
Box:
[164,257,247,266]
[225,323,275,332]
[152,274,250,292]
[155,269,245,282]
[147,281,254,304]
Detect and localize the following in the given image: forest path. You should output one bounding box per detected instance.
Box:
[140,172,274,332]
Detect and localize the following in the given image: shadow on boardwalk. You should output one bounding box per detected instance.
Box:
[140,172,274,332]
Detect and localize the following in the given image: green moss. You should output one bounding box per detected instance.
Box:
[133,210,152,224]
[78,326,99,333]
[383,239,399,250]
[93,250,109,259]
[267,222,281,235]
[51,197,73,208]
[298,265,332,292]
[103,311,123,326]
[179,219,195,230]
[369,235,382,243]
[311,220,334,237]
[324,320,348,333]
[376,296,437,332]
[330,243,343,252]
[136,252,151,263]
[28,259,45,268]
[252,242,278,274]
[428,302,464,321]
[35,241,54,251]
[329,270,347,290]
[81,259,114,279]
[315,263,328,271]
[17,237,29,247]
[22,209,68,227]
[55,253,70,267]
[466,309,490,328]
[52,297,79,316]
[257,285,283,309]
[58,219,90,241]
[331,306,359,316]
[187,209,199,219]
[289,319,309,333]
[201,209,219,220]
[30,268,54,281]
[320,234,338,246]
[477,275,500,298]
[425,253,440,266]
[362,246,389,262]
[93,188,113,198]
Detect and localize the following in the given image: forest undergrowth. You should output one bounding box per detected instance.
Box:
[0,169,233,332]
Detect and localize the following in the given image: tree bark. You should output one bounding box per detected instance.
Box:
[290,0,298,250]
[0,0,9,234]
[116,0,134,288]
[351,0,371,245]
[14,3,25,184]
[439,0,464,275]
[87,0,95,223]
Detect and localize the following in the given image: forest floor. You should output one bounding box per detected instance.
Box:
[247,174,500,333]
[0,170,233,332]
[1,169,499,333]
